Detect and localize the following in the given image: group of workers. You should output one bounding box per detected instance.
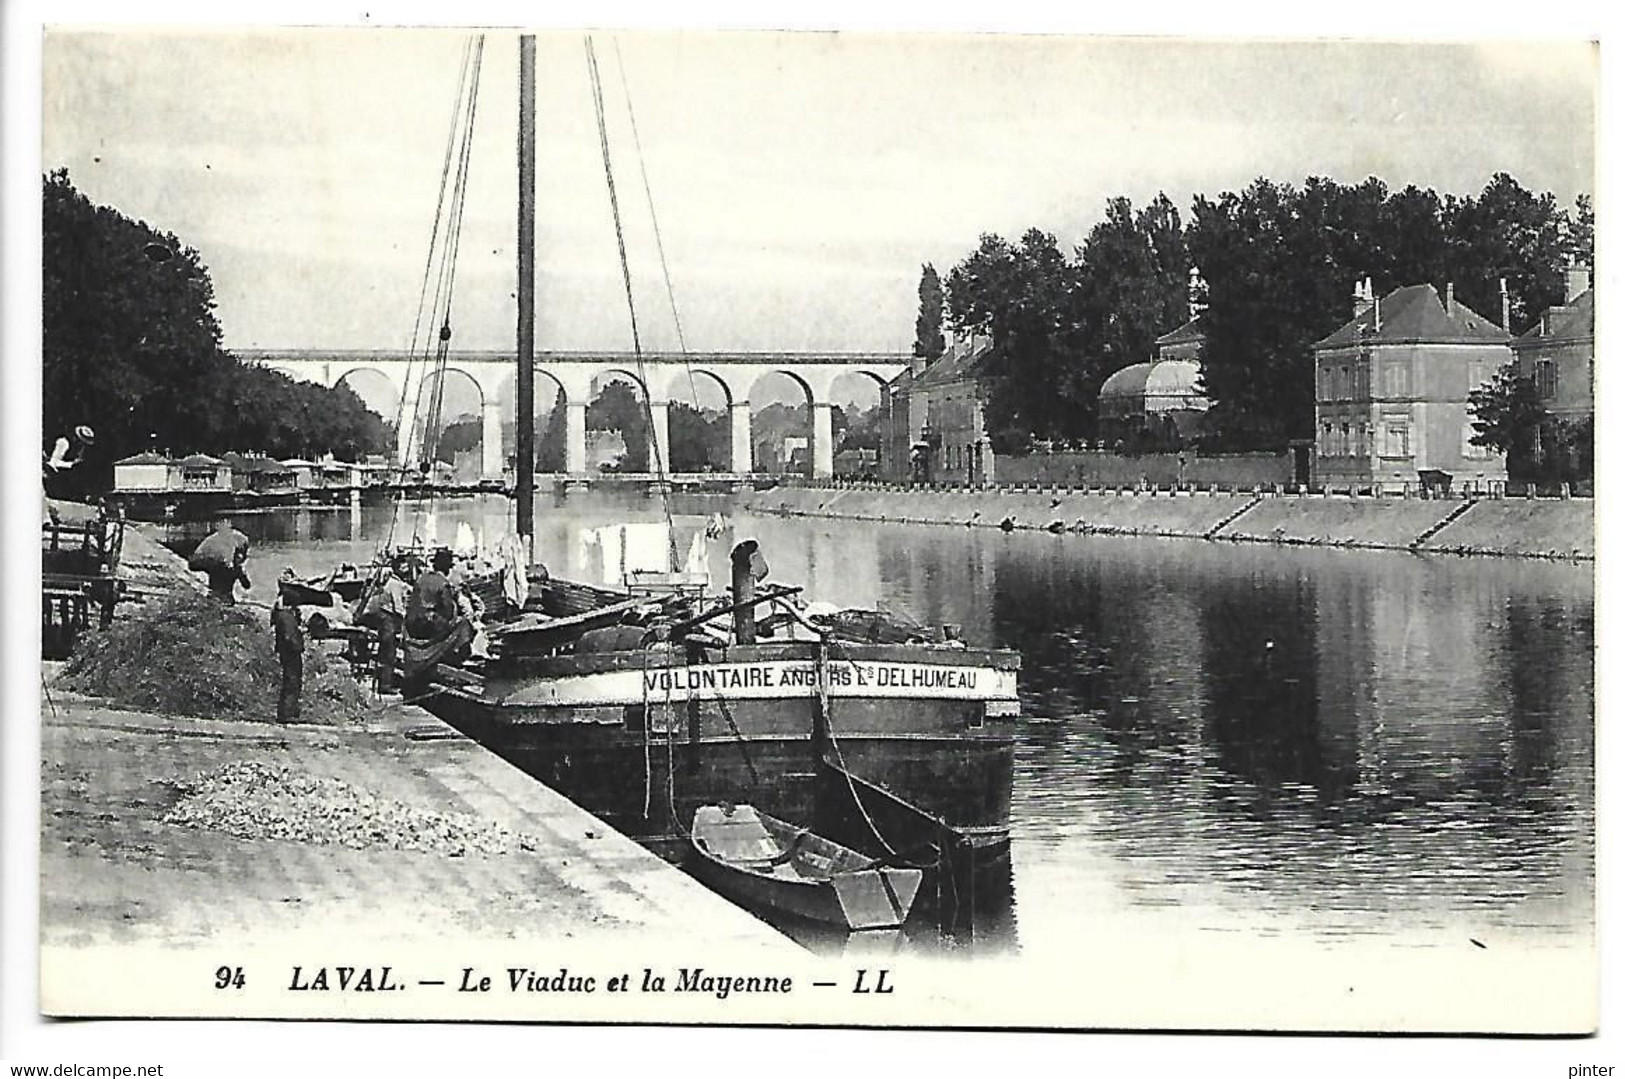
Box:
[189,518,486,724]
[355,547,481,693]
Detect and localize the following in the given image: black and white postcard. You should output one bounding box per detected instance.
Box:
[7,9,1606,1074]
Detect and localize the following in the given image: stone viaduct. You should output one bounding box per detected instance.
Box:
[240,349,908,480]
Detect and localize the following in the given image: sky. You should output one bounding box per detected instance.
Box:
[40,30,1596,369]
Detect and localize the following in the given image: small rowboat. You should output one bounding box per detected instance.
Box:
[689,804,922,931]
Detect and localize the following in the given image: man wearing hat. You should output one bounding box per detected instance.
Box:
[42,426,96,503]
[44,425,95,474]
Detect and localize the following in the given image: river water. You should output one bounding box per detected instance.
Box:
[167,492,1595,958]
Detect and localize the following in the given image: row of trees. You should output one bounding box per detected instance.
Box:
[43,170,392,495]
[933,173,1592,452]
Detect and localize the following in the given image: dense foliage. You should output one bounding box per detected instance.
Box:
[43,170,390,494]
[668,401,728,472]
[945,173,1592,451]
[913,263,946,362]
[1468,363,1593,486]
[946,229,1088,450]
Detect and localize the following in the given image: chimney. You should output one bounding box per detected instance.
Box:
[1565,263,1591,304]
[1499,277,1510,330]
[1445,282,1455,312]
[1352,277,1374,320]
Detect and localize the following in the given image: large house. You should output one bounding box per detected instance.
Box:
[880,361,927,482]
[112,451,176,492]
[882,335,996,485]
[1513,265,1593,424]
[1312,279,1512,488]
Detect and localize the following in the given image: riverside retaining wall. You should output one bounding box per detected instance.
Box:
[1425,498,1595,560]
[994,450,1291,488]
[746,485,1593,561]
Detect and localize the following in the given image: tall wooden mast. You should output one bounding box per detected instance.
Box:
[516,35,537,559]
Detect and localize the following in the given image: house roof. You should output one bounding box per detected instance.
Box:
[1314,284,1511,349]
[221,452,291,474]
[914,338,995,388]
[1154,314,1206,348]
[1516,289,1594,346]
[114,451,169,466]
[178,453,225,467]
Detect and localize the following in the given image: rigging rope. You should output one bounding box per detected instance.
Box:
[794,613,936,871]
[584,36,680,574]
[610,38,688,356]
[611,38,732,478]
[419,38,485,477]
[372,34,484,558]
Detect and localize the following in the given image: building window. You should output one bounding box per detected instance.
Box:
[1320,421,1333,456]
[1534,359,1559,399]
[1382,363,1410,398]
[1382,422,1410,458]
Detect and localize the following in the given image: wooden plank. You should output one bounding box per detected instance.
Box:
[491,595,655,645]
[431,663,485,688]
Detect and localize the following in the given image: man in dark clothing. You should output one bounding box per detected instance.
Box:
[271,593,304,723]
[190,519,252,603]
[405,548,460,640]
[401,548,473,687]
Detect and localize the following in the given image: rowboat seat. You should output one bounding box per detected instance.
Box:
[760,831,808,866]
[694,807,780,864]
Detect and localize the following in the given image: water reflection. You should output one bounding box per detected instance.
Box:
[200,495,1594,947]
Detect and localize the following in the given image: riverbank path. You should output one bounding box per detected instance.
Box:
[40,693,793,953]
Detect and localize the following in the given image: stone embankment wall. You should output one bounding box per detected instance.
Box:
[993,450,1291,489]
[746,485,1593,561]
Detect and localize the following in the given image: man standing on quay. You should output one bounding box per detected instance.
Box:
[270,590,304,723]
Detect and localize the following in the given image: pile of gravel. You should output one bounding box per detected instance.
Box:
[61,592,369,725]
[163,761,542,857]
